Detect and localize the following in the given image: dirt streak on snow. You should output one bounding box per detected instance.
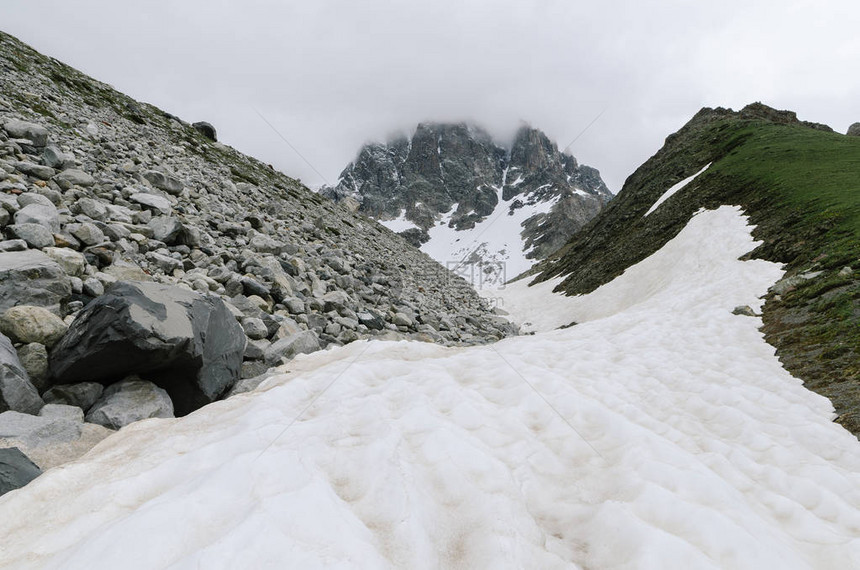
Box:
[1,207,859,569]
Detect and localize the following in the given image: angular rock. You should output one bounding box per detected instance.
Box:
[53,169,95,189]
[14,203,59,232]
[0,447,42,497]
[263,330,321,366]
[0,240,28,252]
[0,306,67,348]
[0,408,82,453]
[0,334,43,414]
[41,145,73,169]
[12,161,55,180]
[49,281,247,415]
[357,310,385,331]
[322,290,351,312]
[0,251,71,312]
[39,403,84,423]
[71,222,105,246]
[142,170,183,195]
[7,223,54,249]
[241,317,268,340]
[3,119,48,147]
[74,197,108,221]
[16,343,49,392]
[42,382,104,412]
[85,378,174,430]
[148,216,183,244]
[129,192,172,215]
[43,247,86,276]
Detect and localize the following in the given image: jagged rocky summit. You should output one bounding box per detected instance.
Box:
[0,30,519,492]
[322,122,612,286]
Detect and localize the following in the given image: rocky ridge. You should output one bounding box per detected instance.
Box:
[531,102,860,436]
[322,122,611,282]
[0,31,516,492]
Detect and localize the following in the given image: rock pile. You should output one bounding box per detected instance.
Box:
[0,30,517,490]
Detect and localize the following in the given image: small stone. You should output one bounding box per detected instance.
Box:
[129,192,172,215]
[7,223,54,249]
[85,378,175,430]
[263,330,321,365]
[43,247,86,276]
[11,161,55,180]
[16,343,49,392]
[0,447,42,497]
[42,382,104,412]
[142,170,183,195]
[839,266,853,277]
[53,169,95,189]
[393,312,413,327]
[82,277,104,297]
[3,119,48,147]
[74,197,108,221]
[0,240,27,252]
[241,317,268,340]
[71,222,106,246]
[0,305,68,348]
[732,305,756,317]
[14,202,60,232]
[38,403,85,423]
[0,334,43,414]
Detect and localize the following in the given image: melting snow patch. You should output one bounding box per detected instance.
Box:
[2,208,860,569]
[378,211,419,233]
[645,163,711,216]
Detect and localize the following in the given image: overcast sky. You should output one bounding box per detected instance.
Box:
[4,1,859,191]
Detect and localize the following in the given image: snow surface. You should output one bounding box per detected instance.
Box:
[421,188,556,289]
[645,164,711,216]
[378,210,420,233]
[2,207,860,569]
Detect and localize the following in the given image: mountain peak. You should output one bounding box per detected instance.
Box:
[322,121,612,284]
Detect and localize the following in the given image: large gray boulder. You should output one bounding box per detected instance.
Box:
[49,281,247,415]
[192,121,217,141]
[85,378,174,429]
[847,122,860,137]
[0,334,43,414]
[0,447,42,497]
[0,251,71,312]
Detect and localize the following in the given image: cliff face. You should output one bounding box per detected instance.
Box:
[323,122,611,282]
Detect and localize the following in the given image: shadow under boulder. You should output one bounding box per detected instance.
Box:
[49,281,246,416]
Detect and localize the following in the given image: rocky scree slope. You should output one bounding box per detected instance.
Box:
[322,122,611,282]
[531,102,860,435]
[0,30,516,489]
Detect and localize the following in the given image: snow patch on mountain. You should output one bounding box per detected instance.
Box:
[3,206,860,569]
[645,163,711,216]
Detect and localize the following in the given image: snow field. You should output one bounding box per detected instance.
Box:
[1,207,859,569]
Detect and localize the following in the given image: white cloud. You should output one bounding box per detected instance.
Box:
[4,0,860,191]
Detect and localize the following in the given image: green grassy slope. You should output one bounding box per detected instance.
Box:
[533,103,860,435]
